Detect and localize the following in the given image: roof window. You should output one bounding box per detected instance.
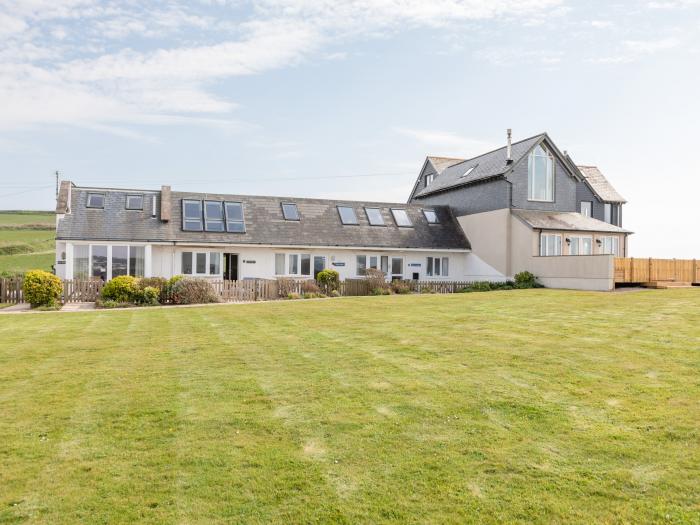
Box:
[87,193,105,209]
[365,207,384,226]
[460,165,477,178]
[126,194,143,210]
[281,202,300,221]
[423,209,439,224]
[337,206,358,225]
[391,208,413,227]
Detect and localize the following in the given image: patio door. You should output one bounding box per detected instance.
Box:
[313,256,326,279]
[391,257,403,281]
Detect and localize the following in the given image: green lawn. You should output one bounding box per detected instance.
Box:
[0,211,54,274]
[1,290,698,524]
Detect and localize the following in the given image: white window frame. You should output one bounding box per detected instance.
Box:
[540,233,562,256]
[580,201,592,217]
[356,254,387,277]
[528,144,555,202]
[568,236,592,256]
[425,173,434,187]
[600,236,620,256]
[277,253,313,277]
[426,256,450,277]
[181,251,221,276]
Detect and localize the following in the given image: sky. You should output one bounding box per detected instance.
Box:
[1,0,699,258]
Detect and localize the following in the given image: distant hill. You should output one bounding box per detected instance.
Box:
[0,211,55,275]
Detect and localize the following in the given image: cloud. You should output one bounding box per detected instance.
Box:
[475,47,563,66]
[647,0,700,8]
[0,0,564,138]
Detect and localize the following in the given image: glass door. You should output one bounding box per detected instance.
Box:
[391,257,403,281]
[313,256,326,279]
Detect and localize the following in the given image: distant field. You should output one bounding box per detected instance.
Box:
[0,211,54,274]
[0,290,698,524]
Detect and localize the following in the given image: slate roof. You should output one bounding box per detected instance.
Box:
[414,133,545,198]
[56,185,470,250]
[427,156,465,174]
[513,209,631,233]
[577,165,626,203]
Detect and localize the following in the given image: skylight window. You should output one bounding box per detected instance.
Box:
[281,202,300,221]
[337,206,358,225]
[87,193,104,209]
[182,200,203,231]
[365,207,384,226]
[391,209,413,227]
[225,202,245,233]
[126,194,143,210]
[460,165,477,178]
[423,209,439,224]
[204,201,225,232]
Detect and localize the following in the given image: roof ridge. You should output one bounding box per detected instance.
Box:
[439,132,546,170]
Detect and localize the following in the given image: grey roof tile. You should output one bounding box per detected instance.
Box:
[415,134,545,197]
[577,166,626,203]
[57,186,470,250]
[513,209,631,233]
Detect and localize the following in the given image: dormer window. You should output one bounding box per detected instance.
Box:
[528,144,554,202]
[126,194,143,210]
[425,174,434,187]
[87,193,105,209]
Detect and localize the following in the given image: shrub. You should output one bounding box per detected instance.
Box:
[137,277,167,302]
[287,292,301,300]
[170,278,220,305]
[301,280,321,294]
[23,270,62,308]
[96,299,131,309]
[365,268,388,291]
[277,277,298,297]
[330,290,340,298]
[514,271,542,289]
[101,275,138,302]
[316,269,340,293]
[163,275,184,302]
[140,286,160,306]
[391,281,412,294]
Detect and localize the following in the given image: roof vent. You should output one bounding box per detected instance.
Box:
[506,129,513,164]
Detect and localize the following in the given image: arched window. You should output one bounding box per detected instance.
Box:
[528,144,554,201]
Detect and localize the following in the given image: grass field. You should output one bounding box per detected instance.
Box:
[1,290,698,524]
[0,211,54,274]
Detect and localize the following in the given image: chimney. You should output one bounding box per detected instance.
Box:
[506,129,513,164]
[56,180,72,214]
[160,185,171,222]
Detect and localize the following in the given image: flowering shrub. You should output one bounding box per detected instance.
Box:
[23,270,62,308]
[101,275,138,303]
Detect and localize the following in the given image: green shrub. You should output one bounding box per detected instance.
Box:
[101,275,138,302]
[514,271,542,289]
[287,292,301,300]
[170,278,220,305]
[22,269,62,308]
[96,299,131,309]
[316,269,340,292]
[330,290,340,298]
[137,277,167,302]
[140,286,160,306]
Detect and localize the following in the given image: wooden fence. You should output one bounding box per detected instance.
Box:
[0,276,492,305]
[0,277,23,304]
[615,258,700,284]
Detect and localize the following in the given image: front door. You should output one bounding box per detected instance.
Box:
[391,257,403,281]
[224,253,238,280]
[313,256,326,279]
